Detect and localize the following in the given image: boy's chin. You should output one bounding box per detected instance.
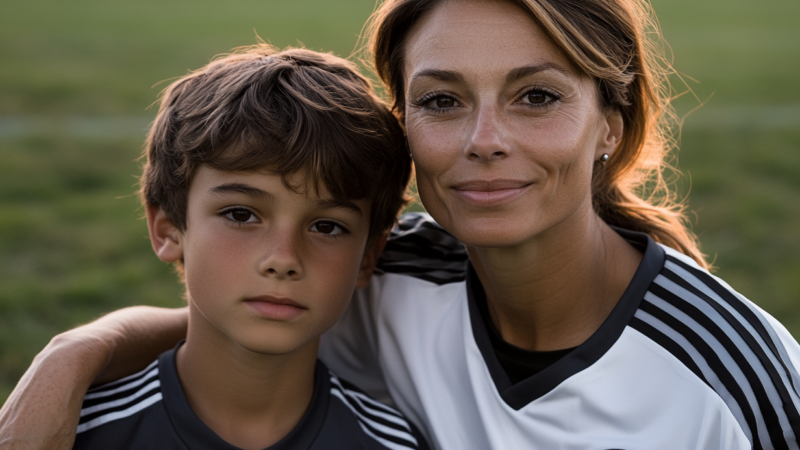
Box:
[227,330,320,358]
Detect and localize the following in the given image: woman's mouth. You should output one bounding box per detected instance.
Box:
[452,180,532,207]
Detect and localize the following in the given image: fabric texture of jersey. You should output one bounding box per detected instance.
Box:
[73,344,428,450]
[319,212,800,450]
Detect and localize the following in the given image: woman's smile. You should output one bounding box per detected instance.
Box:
[451,179,533,207]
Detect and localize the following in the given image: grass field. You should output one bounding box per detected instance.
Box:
[1,0,798,404]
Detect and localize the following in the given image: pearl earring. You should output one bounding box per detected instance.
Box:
[599,153,610,163]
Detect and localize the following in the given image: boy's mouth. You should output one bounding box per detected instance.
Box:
[243,295,307,320]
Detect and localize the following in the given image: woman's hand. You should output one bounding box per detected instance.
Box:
[0,306,188,449]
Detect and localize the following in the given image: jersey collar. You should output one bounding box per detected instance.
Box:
[466,228,666,410]
[159,343,329,449]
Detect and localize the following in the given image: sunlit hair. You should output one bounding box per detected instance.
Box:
[367,0,708,268]
[141,43,411,242]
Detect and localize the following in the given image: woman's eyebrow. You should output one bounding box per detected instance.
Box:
[505,63,571,83]
[209,183,273,202]
[409,68,465,84]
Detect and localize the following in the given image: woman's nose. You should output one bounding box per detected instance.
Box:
[463,104,511,161]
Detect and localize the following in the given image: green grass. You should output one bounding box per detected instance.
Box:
[1,0,799,404]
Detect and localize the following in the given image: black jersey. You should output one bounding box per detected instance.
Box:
[73,346,428,450]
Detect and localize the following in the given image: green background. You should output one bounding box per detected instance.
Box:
[1,0,798,403]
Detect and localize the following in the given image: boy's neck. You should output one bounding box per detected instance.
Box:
[176,309,319,450]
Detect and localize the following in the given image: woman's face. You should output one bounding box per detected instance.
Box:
[403,0,621,248]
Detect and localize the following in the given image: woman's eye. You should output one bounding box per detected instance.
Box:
[525,91,547,104]
[311,220,346,236]
[432,96,455,108]
[421,94,458,110]
[224,208,257,223]
[520,89,558,106]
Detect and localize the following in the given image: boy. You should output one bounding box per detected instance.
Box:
[72,44,427,449]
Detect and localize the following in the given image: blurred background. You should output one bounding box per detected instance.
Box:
[1,0,798,403]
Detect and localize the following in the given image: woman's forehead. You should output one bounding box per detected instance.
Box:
[403,0,578,82]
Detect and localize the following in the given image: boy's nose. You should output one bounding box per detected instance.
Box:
[258,232,303,279]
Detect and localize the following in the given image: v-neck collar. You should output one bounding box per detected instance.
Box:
[159,344,329,449]
[466,228,666,410]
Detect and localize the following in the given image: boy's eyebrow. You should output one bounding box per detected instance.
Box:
[210,183,273,202]
[313,199,363,216]
[210,183,363,216]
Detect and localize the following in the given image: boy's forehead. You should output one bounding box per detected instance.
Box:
[196,166,325,197]
[192,166,367,214]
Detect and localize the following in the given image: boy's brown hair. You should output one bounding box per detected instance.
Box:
[140,43,411,241]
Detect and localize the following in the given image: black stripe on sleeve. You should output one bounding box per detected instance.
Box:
[638,299,765,450]
[376,213,468,285]
[659,266,800,443]
[667,255,799,394]
[649,283,790,449]
[629,316,708,385]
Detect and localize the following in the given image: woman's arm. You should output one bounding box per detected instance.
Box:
[0,306,187,450]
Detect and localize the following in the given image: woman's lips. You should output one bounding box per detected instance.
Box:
[452,180,532,207]
[243,295,306,320]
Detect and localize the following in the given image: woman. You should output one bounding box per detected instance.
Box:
[3,0,799,448]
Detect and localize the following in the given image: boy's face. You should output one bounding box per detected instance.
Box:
[148,166,381,356]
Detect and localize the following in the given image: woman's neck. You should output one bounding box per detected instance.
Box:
[467,209,643,352]
[176,312,318,450]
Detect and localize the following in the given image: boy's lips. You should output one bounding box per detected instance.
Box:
[243,295,306,320]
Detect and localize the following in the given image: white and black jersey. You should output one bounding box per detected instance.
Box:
[73,345,428,450]
[320,213,800,450]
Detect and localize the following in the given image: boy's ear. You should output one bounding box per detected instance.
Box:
[146,204,183,263]
[355,233,388,289]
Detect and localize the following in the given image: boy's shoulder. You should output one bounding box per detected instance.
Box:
[323,367,428,450]
[73,346,428,450]
[73,358,174,448]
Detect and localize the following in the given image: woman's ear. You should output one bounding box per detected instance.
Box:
[355,233,389,289]
[596,108,624,159]
[146,204,183,263]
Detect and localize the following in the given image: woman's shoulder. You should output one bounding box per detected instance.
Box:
[642,241,797,357]
[631,241,800,448]
[374,212,469,285]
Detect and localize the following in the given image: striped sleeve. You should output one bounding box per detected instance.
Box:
[376,213,467,285]
[631,246,800,450]
[329,371,425,449]
[76,359,163,434]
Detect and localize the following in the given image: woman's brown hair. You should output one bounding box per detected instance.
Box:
[367,0,708,268]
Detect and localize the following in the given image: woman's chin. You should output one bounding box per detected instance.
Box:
[445,218,540,249]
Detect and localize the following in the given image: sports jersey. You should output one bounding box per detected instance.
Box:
[320,213,800,450]
[73,344,428,450]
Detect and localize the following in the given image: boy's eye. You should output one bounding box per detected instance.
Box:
[311,220,346,236]
[224,208,257,223]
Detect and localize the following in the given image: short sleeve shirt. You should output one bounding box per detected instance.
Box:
[73,345,429,450]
